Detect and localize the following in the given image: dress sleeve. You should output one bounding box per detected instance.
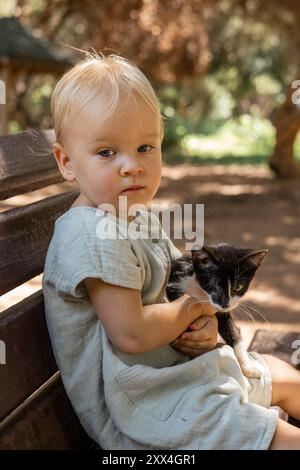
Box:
[146,210,183,261]
[166,238,183,261]
[49,211,142,299]
[162,228,183,262]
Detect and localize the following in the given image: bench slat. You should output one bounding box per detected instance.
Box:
[0,373,92,450]
[0,129,94,450]
[0,190,78,296]
[0,291,58,421]
[0,129,59,200]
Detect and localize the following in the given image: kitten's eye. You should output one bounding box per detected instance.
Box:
[234,284,243,292]
[201,257,210,265]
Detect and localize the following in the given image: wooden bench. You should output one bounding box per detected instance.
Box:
[0,129,299,448]
[0,129,94,449]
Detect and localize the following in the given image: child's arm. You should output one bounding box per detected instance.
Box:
[85,277,215,354]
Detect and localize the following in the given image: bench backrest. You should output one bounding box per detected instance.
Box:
[0,130,92,449]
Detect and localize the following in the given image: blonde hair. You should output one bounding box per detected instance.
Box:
[51,51,164,144]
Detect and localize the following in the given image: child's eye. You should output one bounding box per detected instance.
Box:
[97,148,114,158]
[138,144,153,153]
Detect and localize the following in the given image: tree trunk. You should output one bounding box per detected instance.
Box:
[269,84,300,178]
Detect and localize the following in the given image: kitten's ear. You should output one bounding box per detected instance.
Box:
[191,245,203,257]
[239,249,268,268]
[202,246,220,263]
[191,245,219,263]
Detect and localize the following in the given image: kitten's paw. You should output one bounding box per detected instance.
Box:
[240,362,262,379]
[234,342,262,378]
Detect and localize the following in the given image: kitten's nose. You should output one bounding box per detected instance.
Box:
[220,299,230,308]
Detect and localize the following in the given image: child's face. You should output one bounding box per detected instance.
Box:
[54,94,162,219]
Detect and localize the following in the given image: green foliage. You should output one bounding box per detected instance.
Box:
[162,114,274,165]
[0,0,17,16]
[4,0,300,171]
[160,67,284,163]
[162,112,300,165]
[9,120,23,134]
[183,114,274,155]
[159,83,208,151]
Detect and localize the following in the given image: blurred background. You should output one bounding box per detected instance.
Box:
[1,0,300,344]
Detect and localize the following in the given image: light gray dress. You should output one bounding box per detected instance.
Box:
[42,206,278,450]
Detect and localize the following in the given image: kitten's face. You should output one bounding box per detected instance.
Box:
[191,243,268,312]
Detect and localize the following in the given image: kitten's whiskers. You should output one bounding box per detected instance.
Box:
[235,304,255,323]
[241,300,270,325]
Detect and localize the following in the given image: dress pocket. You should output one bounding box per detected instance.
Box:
[115,361,216,421]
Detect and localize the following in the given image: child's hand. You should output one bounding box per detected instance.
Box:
[185,274,216,317]
[170,314,218,357]
[185,273,205,297]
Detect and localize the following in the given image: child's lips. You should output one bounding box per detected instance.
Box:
[122,186,145,192]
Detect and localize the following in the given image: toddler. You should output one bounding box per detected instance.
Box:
[43,52,300,450]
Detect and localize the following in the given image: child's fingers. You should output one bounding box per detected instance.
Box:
[171,313,218,353]
[172,345,202,357]
[173,337,212,349]
[179,330,210,342]
[172,342,215,357]
[188,316,213,331]
[180,316,218,342]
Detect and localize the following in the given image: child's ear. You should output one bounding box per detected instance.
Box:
[52,143,76,182]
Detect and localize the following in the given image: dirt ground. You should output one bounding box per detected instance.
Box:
[156,164,300,345]
[1,163,300,347]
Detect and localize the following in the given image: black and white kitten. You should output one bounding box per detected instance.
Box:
[166,243,268,378]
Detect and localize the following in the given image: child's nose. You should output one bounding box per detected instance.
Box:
[120,154,144,176]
